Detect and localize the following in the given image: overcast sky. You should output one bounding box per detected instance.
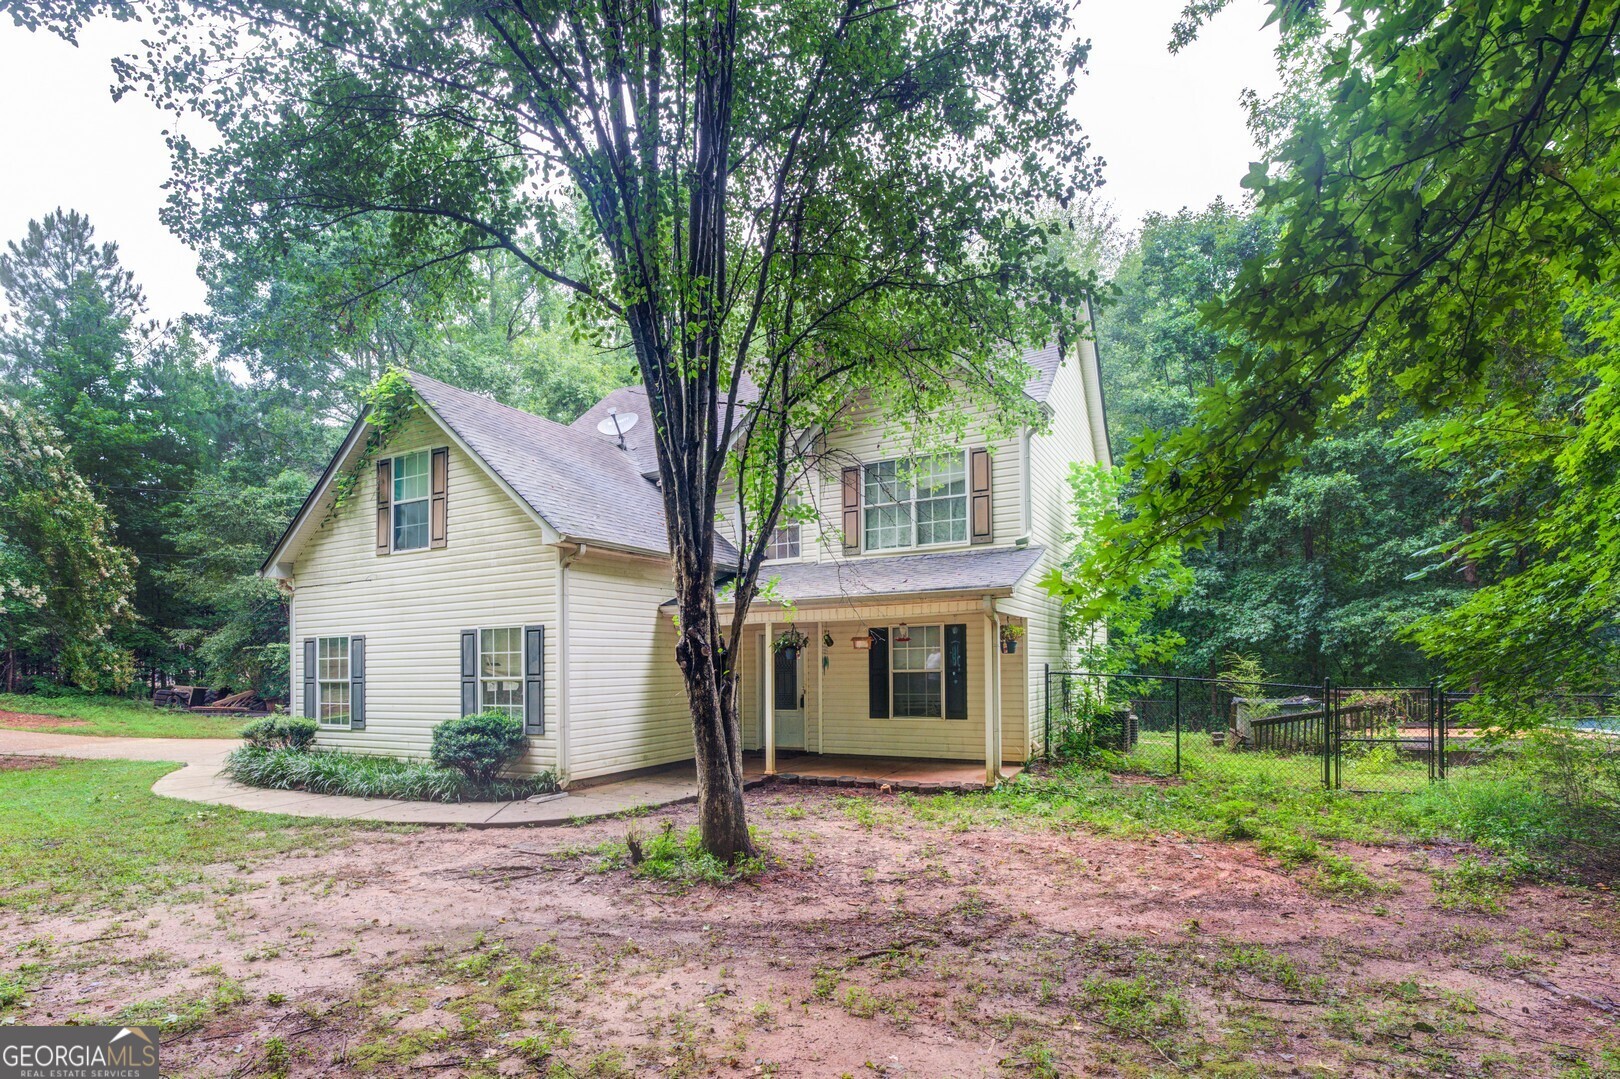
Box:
[0,1,1282,323]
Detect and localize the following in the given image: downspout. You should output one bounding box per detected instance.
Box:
[557,543,587,786]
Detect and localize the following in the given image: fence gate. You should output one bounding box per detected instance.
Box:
[1329,685,1444,792]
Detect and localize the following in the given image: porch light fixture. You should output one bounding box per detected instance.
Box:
[895,622,912,643]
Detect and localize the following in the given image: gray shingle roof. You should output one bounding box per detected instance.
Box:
[569,346,1063,464]
[1022,341,1064,404]
[409,372,738,560]
[705,546,1046,606]
[570,385,662,476]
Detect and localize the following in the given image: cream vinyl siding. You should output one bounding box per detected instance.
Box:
[814,397,1023,560]
[713,393,1024,565]
[564,552,694,781]
[737,611,1026,763]
[714,477,815,566]
[288,411,560,775]
[1004,332,1104,753]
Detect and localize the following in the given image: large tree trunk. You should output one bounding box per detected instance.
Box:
[673,570,754,860]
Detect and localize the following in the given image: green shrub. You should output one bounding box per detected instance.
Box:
[23,680,96,700]
[222,745,556,803]
[431,711,528,782]
[240,716,318,751]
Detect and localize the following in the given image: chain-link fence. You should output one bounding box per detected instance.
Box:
[1043,670,1448,791]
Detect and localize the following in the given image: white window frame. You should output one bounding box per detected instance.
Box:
[763,496,803,561]
[888,623,945,720]
[477,626,524,722]
[862,451,969,552]
[390,448,432,553]
[316,636,351,729]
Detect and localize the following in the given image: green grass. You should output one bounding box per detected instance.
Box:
[0,758,358,914]
[898,752,1596,892]
[223,744,558,802]
[0,693,247,739]
[592,821,766,887]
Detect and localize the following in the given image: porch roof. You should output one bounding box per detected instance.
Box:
[691,545,1045,607]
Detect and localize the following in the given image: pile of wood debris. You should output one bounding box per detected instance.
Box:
[153,686,279,715]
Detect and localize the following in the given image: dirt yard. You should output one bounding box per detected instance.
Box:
[6,782,1619,1077]
[0,708,89,730]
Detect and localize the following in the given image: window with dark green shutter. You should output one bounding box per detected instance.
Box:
[869,623,970,720]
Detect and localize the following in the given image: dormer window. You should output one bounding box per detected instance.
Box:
[863,453,968,550]
[391,449,431,551]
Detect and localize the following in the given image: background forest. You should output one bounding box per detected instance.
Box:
[0,192,1606,701]
[1091,201,1466,687]
[0,209,632,699]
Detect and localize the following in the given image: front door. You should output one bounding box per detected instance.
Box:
[769,639,806,750]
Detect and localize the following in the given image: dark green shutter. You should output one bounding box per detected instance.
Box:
[944,624,968,720]
[460,630,478,716]
[349,636,366,730]
[302,638,316,721]
[867,628,889,718]
[524,625,545,735]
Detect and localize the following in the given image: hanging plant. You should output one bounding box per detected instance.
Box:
[323,368,421,525]
[772,627,809,659]
[999,622,1024,654]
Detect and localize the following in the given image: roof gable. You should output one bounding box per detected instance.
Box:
[408,373,678,557]
[263,373,728,574]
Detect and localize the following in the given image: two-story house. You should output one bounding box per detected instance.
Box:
[260,334,1108,787]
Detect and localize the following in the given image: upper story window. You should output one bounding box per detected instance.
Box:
[863,453,968,551]
[764,497,802,560]
[391,449,431,551]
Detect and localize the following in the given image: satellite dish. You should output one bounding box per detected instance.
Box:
[596,410,638,448]
[596,411,638,435]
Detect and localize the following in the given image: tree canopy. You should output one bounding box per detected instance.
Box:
[0,398,137,691]
[1074,0,1620,695]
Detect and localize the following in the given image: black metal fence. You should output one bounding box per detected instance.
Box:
[1042,670,1452,791]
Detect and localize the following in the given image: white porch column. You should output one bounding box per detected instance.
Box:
[816,620,825,755]
[763,619,776,774]
[984,607,1002,786]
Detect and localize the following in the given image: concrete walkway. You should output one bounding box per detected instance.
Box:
[0,731,727,827]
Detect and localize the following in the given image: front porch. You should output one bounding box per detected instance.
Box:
[742,750,1023,791]
[726,555,1041,786]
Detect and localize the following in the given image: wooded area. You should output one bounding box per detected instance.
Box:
[0,208,634,698]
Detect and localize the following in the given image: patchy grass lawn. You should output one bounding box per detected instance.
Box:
[3,758,1617,1076]
[0,693,249,739]
[0,757,360,915]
